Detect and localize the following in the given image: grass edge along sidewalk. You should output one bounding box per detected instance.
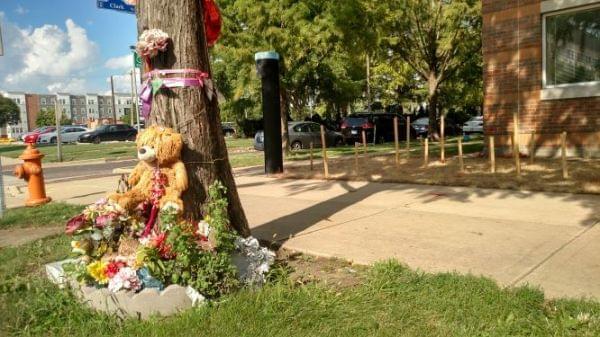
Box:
[1,234,599,337]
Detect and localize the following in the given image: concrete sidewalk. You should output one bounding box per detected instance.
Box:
[5,171,600,299]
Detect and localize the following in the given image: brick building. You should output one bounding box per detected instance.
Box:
[483,0,599,157]
[25,94,39,130]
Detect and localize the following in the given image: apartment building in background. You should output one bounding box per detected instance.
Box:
[483,0,599,157]
[3,92,29,139]
[1,91,138,139]
[70,95,87,124]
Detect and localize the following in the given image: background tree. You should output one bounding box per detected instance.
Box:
[379,0,481,137]
[35,109,71,127]
[137,0,250,236]
[214,0,368,138]
[0,95,20,127]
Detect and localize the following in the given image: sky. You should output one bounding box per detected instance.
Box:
[0,0,139,95]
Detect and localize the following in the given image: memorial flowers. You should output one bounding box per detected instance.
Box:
[136,29,170,59]
[62,181,275,300]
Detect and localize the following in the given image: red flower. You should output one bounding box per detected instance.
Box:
[105,260,127,278]
[149,232,176,259]
[65,214,87,235]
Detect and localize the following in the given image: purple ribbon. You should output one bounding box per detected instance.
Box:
[140,69,209,119]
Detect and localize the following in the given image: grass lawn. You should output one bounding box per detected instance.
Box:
[0,203,85,230]
[1,234,600,337]
[0,138,256,164]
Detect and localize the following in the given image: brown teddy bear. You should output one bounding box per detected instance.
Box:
[109,125,188,213]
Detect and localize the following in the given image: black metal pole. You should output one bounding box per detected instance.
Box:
[255,51,283,174]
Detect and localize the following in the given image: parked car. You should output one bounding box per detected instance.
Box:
[78,124,138,144]
[340,113,414,144]
[462,116,484,134]
[411,117,462,138]
[22,126,56,144]
[254,122,344,151]
[37,126,90,144]
[222,122,236,137]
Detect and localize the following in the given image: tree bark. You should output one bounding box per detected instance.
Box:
[427,73,440,140]
[137,0,250,237]
[280,89,290,156]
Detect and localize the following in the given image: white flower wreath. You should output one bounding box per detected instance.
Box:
[136,29,170,58]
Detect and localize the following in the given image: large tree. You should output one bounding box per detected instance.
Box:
[214,0,366,126]
[0,95,20,127]
[136,0,250,236]
[379,0,481,137]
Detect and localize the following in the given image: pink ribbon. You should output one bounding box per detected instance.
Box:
[140,69,209,119]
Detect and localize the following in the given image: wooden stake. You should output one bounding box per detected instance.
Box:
[513,112,521,177]
[489,136,496,174]
[362,130,368,157]
[440,115,445,163]
[561,131,568,179]
[354,142,359,173]
[406,115,411,158]
[320,125,329,179]
[513,133,521,177]
[309,142,314,171]
[424,138,429,166]
[458,138,464,173]
[529,131,535,165]
[394,117,400,165]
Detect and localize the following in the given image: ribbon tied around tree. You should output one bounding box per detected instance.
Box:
[139,69,214,119]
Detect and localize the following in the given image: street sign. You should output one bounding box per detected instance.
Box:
[133,51,142,68]
[97,0,135,15]
[0,20,4,56]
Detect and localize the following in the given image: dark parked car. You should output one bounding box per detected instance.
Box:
[254,122,344,151]
[340,113,414,144]
[411,117,462,138]
[78,124,138,144]
[222,122,236,137]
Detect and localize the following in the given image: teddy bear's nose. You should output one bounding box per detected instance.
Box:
[139,148,146,155]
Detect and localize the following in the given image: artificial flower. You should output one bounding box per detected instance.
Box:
[197,220,211,241]
[108,267,142,293]
[65,214,87,235]
[87,260,109,284]
[95,213,117,229]
[136,29,169,58]
[71,239,90,255]
[105,260,127,278]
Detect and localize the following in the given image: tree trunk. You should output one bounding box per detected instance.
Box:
[137,0,250,237]
[427,73,440,140]
[280,89,290,156]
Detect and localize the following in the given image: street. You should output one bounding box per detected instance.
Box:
[2,159,138,186]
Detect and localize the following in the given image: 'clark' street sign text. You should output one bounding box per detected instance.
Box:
[97,0,135,15]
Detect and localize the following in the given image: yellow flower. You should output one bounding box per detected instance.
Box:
[86,261,109,284]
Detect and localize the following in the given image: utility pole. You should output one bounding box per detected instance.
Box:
[129,69,136,126]
[0,17,4,56]
[110,75,117,123]
[54,97,63,162]
[366,54,371,113]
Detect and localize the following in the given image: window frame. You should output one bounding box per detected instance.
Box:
[541,2,600,99]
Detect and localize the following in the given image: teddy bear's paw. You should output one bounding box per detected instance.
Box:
[160,197,183,213]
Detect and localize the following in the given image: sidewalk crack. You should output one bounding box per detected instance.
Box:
[510,220,599,287]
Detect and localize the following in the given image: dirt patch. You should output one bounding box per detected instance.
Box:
[283,153,600,195]
[0,226,63,248]
[274,248,368,289]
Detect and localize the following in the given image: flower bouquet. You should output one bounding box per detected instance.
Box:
[61,182,274,302]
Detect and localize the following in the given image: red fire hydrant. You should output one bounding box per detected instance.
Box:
[14,143,52,206]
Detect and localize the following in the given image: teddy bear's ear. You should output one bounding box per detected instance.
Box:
[156,130,184,164]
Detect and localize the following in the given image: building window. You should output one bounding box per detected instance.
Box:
[542,4,600,99]
[544,5,600,86]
